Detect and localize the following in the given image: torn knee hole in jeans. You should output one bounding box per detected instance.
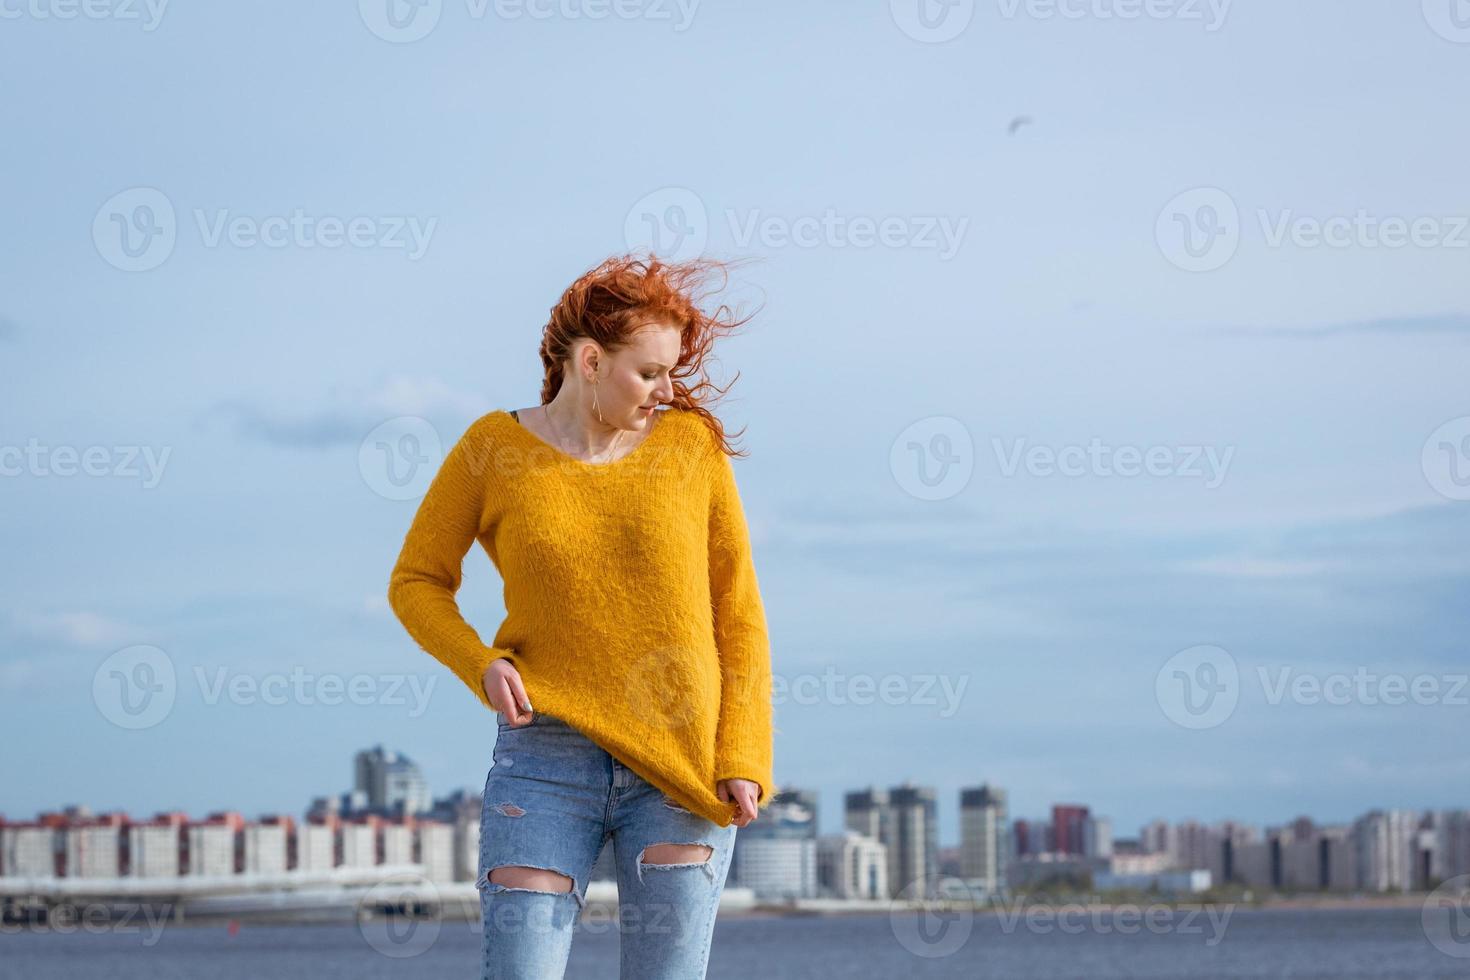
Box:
[636,842,716,885]
[475,864,586,911]
[492,802,526,817]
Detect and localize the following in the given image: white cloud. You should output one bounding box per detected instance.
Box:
[15,610,138,648]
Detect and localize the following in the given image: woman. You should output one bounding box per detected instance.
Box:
[387,254,776,978]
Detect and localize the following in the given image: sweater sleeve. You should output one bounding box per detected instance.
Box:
[387,419,512,711]
[707,449,775,804]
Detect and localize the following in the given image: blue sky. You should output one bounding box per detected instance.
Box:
[2,0,1468,845]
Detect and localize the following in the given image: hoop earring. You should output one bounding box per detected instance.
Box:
[592,378,604,423]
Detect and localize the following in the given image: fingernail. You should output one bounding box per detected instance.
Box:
[522,699,532,711]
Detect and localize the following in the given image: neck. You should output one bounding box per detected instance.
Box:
[545,392,625,457]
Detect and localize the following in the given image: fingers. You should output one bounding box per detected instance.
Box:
[499,679,533,725]
[506,671,534,724]
[737,784,758,824]
[718,780,759,827]
[486,669,533,726]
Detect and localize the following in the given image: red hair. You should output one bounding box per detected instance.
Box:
[537,253,763,458]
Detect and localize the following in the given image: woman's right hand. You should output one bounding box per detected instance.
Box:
[483,658,534,726]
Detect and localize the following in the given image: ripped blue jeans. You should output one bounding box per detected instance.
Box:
[477,711,738,979]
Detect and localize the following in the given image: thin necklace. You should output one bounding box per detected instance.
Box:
[546,401,626,463]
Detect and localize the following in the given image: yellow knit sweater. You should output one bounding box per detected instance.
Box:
[387,406,775,827]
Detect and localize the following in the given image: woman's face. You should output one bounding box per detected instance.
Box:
[595,324,680,426]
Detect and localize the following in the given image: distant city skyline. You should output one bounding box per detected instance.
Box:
[9,782,1466,904]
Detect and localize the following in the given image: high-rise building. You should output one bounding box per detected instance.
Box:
[340,818,379,868]
[1429,809,1470,885]
[243,819,290,874]
[845,787,888,841]
[298,819,337,872]
[729,789,817,900]
[816,830,888,899]
[354,745,431,817]
[959,784,1008,896]
[3,823,59,878]
[1051,804,1089,856]
[1354,809,1419,892]
[1084,815,1113,860]
[417,821,457,883]
[889,783,939,899]
[1013,817,1050,857]
[187,812,244,876]
[128,814,186,878]
[64,817,123,878]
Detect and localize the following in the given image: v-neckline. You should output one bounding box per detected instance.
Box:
[500,407,668,470]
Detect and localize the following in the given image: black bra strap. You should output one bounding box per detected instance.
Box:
[509,409,520,423]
